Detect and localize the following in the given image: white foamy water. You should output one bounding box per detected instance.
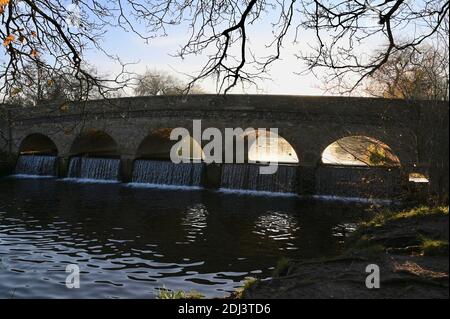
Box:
[132,160,204,187]
[68,157,120,181]
[220,164,298,193]
[127,182,203,191]
[311,194,395,205]
[10,174,56,179]
[218,188,299,198]
[62,178,120,184]
[15,155,58,176]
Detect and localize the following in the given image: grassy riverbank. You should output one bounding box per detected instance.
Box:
[241,206,449,299]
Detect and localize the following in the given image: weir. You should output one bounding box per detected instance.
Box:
[315,165,402,199]
[15,155,58,176]
[220,164,298,193]
[132,160,204,187]
[2,96,447,200]
[68,157,120,181]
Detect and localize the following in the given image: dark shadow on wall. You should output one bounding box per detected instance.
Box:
[69,130,119,158]
[19,133,58,155]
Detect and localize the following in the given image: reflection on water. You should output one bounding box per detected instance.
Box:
[253,212,300,248]
[181,204,208,243]
[0,177,368,298]
[331,223,358,244]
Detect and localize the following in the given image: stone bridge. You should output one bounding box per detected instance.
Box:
[1,95,448,198]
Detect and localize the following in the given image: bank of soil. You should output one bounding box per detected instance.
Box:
[243,206,449,299]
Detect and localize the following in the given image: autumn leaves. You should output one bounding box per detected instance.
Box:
[1,0,38,57]
[1,0,11,46]
[0,0,9,16]
[3,34,13,46]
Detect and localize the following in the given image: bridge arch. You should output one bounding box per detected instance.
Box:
[136,129,203,160]
[317,135,403,198]
[243,129,300,164]
[306,124,418,167]
[320,135,401,167]
[19,133,58,155]
[69,129,119,158]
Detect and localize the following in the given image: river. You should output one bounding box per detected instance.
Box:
[0,177,366,298]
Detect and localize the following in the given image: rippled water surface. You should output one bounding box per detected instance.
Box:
[0,177,366,298]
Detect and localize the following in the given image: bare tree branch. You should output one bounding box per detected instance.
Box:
[1,0,448,97]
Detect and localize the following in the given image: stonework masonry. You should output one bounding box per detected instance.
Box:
[1,95,448,198]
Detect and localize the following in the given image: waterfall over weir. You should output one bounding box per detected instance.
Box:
[132,160,204,187]
[221,164,298,194]
[68,157,120,181]
[15,155,58,176]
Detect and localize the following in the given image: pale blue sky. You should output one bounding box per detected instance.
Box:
[1,0,438,97]
[87,32,328,95]
[79,2,393,96]
[81,4,337,95]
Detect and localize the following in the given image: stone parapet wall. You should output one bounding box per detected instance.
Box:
[9,95,425,127]
[2,95,448,200]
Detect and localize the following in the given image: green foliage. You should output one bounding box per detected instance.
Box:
[242,277,257,290]
[391,206,448,220]
[156,288,204,299]
[356,206,448,258]
[367,144,389,166]
[364,206,448,228]
[234,277,258,299]
[420,238,449,256]
[272,257,292,278]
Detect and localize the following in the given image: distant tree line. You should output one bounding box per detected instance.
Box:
[134,70,205,97]
[1,0,448,99]
[364,44,449,101]
[6,67,207,107]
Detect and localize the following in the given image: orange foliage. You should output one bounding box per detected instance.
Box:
[3,34,15,46]
[0,0,9,15]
